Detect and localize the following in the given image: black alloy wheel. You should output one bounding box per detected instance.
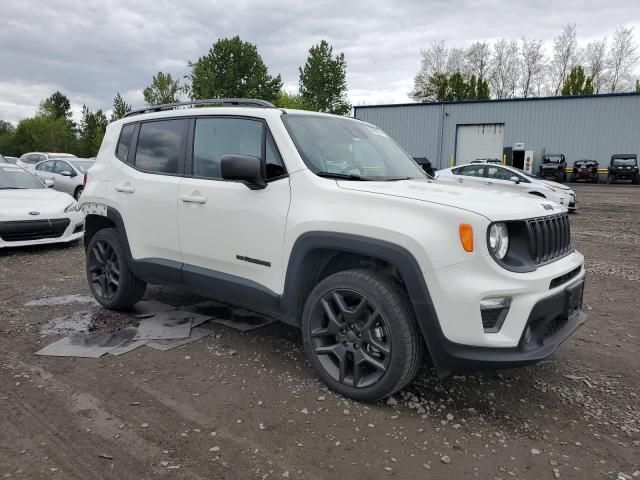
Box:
[87,238,121,301]
[309,289,391,388]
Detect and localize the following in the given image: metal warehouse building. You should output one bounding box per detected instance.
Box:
[353,92,640,173]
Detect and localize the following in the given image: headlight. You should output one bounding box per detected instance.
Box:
[64,201,79,213]
[488,223,509,259]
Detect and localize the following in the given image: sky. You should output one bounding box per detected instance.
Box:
[1,0,639,124]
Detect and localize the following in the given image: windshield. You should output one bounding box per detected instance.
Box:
[0,165,45,189]
[544,155,563,163]
[513,168,541,180]
[70,160,94,173]
[612,158,637,166]
[282,115,426,180]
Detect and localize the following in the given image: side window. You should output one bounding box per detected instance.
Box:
[265,133,286,179]
[486,166,512,180]
[116,123,136,162]
[25,154,41,165]
[193,118,262,179]
[36,161,55,172]
[461,165,485,177]
[452,167,463,175]
[54,161,72,174]
[134,119,187,174]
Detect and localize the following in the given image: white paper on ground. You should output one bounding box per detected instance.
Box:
[129,300,176,318]
[108,338,149,356]
[146,323,216,351]
[133,311,213,340]
[35,327,137,358]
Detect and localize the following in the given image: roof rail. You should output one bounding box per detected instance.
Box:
[124,98,277,117]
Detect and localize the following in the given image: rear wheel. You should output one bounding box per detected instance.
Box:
[633,175,639,185]
[86,228,146,309]
[607,174,614,184]
[302,269,423,402]
[593,175,599,184]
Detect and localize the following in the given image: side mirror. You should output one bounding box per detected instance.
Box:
[44,179,54,188]
[59,170,74,177]
[510,176,520,184]
[221,155,266,190]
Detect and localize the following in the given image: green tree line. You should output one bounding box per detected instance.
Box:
[1,37,350,157]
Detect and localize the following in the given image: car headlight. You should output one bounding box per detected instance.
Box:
[64,201,79,213]
[488,223,509,259]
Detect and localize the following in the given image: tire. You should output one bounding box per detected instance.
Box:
[607,174,614,184]
[301,269,423,402]
[74,185,84,200]
[593,175,599,184]
[634,175,640,185]
[86,228,146,310]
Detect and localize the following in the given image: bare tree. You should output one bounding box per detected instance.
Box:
[520,38,546,98]
[446,47,468,75]
[607,26,639,92]
[550,23,579,95]
[466,42,491,81]
[410,41,449,100]
[584,39,608,93]
[490,39,520,99]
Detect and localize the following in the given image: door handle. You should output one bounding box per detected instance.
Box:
[115,184,135,193]
[180,194,207,204]
[457,178,463,183]
[486,181,493,185]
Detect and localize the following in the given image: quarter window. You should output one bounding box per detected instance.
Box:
[54,161,73,175]
[486,166,513,180]
[36,160,55,173]
[134,120,187,174]
[461,165,486,177]
[116,123,136,162]
[193,118,263,179]
[265,133,286,179]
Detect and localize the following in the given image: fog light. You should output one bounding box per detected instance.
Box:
[480,296,511,333]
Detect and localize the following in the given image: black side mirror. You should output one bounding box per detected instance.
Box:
[221,155,266,190]
[59,170,75,177]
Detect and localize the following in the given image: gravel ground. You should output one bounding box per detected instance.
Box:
[0,184,638,479]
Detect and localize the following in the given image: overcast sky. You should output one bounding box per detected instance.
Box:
[1,0,639,123]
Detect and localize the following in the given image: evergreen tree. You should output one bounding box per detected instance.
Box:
[111,93,132,121]
[143,72,181,106]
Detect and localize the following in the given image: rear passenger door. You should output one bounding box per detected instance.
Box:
[178,116,290,297]
[111,119,187,269]
[454,165,487,186]
[34,160,56,182]
[52,160,77,195]
[485,166,521,194]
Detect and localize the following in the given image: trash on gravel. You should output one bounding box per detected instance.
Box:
[108,338,149,356]
[35,327,137,358]
[41,311,94,336]
[133,311,212,340]
[129,300,176,318]
[146,323,217,351]
[185,300,275,331]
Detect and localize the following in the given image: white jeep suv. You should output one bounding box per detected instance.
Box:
[79,99,587,401]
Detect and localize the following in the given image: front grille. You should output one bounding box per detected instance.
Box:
[0,219,70,242]
[543,317,569,339]
[526,214,571,265]
[549,266,581,289]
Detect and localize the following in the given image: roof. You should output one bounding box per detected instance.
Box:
[353,92,640,110]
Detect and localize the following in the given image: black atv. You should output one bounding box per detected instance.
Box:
[607,154,639,184]
[572,159,599,183]
[539,153,567,183]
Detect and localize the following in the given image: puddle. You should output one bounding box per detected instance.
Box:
[25,295,98,307]
[41,310,94,336]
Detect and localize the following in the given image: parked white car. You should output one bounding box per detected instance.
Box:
[16,152,77,171]
[79,99,586,401]
[436,163,577,211]
[0,163,84,248]
[33,157,93,199]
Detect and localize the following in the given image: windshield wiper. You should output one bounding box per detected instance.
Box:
[315,171,370,181]
[383,177,415,181]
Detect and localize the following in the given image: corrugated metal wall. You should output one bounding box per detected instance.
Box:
[354,94,640,171]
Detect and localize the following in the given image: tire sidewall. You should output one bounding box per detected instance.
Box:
[302,271,417,402]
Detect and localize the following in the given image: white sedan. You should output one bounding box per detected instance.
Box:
[436,163,577,211]
[0,164,85,248]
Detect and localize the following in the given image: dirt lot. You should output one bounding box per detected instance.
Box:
[0,184,638,480]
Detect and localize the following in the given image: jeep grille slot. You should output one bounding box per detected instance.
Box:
[526,214,571,264]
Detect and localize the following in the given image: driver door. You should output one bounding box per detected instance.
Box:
[484,166,522,194]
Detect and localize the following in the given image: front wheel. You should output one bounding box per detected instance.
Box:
[607,174,614,184]
[86,228,147,310]
[74,185,84,200]
[302,269,423,402]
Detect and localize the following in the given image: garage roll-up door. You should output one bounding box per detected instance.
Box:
[455,124,504,164]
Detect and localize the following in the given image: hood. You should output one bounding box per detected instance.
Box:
[0,189,75,220]
[337,179,565,221]
[539,179,571,191]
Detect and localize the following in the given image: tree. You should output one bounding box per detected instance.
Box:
[551,24,579,95]
[636,80,640,93]
[111,93,131,121]
[490,39,520,99]
[188,36,282,102]
[0,120,17,156]
[78,105,108,157]
[273,90,307,110]
[299,40,351,115]
[12,116,76,154]
[410,41,450,101]
[607,26,639,92]
[584,39,608,93]
[38,91,72,120]
[0,120,15,137]
[466,42,491,82]
[143,72,181,106]
[561,66,594,95]
[520,38,546,98]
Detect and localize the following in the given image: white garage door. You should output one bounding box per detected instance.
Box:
[455,124,504,164]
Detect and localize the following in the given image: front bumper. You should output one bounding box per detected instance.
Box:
[0,212,84,248]
[415,252,587,369]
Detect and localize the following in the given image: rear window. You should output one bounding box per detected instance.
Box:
[70,160,94,173]
[134,119,187,174]
[116,124,136,162]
